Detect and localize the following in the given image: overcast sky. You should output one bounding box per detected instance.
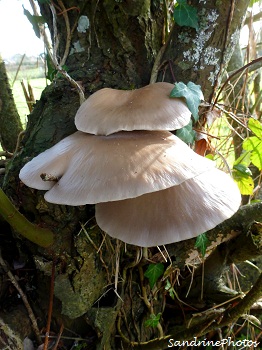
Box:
[0,0,44,59]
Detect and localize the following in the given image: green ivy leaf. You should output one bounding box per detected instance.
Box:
[233,170,254,195]
[233,164,252,176]
[165,279,175,299]
[173,0,199,30]
[45,53,56,81]
[248,118,262,139]
[176,120,196,144]
[23,7,45,38]
[195,233,209,257]
[243,136,262,170]
[170,82,203,121]
[144,263,164,289]
[144,313,161,328]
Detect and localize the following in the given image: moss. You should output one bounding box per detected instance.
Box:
[0,56,23,152]
[54,253,106,319]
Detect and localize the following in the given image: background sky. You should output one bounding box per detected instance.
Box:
[0,0,44,59]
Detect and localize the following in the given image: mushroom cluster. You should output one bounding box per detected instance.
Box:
[19,82,241,247]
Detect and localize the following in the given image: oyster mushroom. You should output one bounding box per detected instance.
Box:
[19,130,214,206]
[75,82,191,135]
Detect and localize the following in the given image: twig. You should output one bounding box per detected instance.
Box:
[0,151,13,158]
[0,250,42,344]
[57,0,72,66]
[213,56,262,106]
[138,265,164,338]
[21,80,33,113]
[53,323,64,350]
[13,130,25,154]
[11,54,25,87]
[43,259,56,350]
[222,272,262,325]
[28,0,85,104]
[150,45,167,84]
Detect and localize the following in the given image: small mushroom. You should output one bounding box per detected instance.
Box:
[96,168,241,247]
[19,130,215,206]
[75,82,191,135]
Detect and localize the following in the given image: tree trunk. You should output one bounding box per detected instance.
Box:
[157,0,248,102]
[2,1,259,349]
[0,56,23,152]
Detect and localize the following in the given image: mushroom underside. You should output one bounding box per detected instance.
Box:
[95,168,241,247]
[20,130,215,205]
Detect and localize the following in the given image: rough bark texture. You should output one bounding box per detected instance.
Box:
[158,0,248,102]
[0,56,23,152]
[1,1,258,349]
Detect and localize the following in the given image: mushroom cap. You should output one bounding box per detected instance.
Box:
[74,82,191,135]
[95,168,241,247]
[19,130,215,205]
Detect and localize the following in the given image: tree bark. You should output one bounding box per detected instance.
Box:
[157,0,248,102]
[0,56,23,152]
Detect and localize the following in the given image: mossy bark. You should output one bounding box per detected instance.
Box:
[0,56,23,152]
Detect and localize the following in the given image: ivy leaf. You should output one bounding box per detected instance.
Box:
[23,7,46,38]
[176,120,196,144]
[144,263,164,289]
[241,118,262,170]
[243,137,262,170]
[232,152,253,195]
[170,82,204,121]
[165,279,175,299]
[195,233,209,257]
[233,169,254,195]
[45,53,56,81]
[248,118,262,139]
[173,0,199,30]
[233,164,252,176]
[144,313,161,328]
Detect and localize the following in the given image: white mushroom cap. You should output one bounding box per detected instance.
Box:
[19,130,215,205]
[95,168,241,247]
[75,82,191,135]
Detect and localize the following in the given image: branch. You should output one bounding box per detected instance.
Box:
[181,220,262,303]
[165,202,262,268]
[0,188,54,247]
